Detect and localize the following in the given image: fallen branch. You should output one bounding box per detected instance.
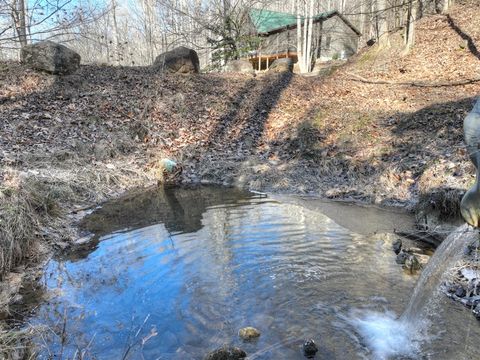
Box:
[346,72,480,87]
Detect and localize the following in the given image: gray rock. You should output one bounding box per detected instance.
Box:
[238,326,261,340]
[392,239,402,255]
[395,251,409,264]
[153,46,199,74]
[204,346,246,360]
[268,58,294,73]
[225,59,254,74]
[21,41,81,75]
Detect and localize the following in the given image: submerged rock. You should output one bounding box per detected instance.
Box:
[392,239,402,255]
[446,284,459,294]
[455,286,467,298]
[238,326,261,340]
[403,254,422,272]
[303,339,318,358]
[204,346,246,360]
[395,251,409,264]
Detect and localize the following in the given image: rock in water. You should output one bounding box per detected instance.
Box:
[153,46,200,74]
[403,254,422,272]
[455,286,467,298]
[204,346,246,360]
[303,339,318,358]
[392,239,402,255]
[225,60,254,74]
[395,251,409,264]
[21,41,81,75]
[268,58,294,73]
[238,326,261,340]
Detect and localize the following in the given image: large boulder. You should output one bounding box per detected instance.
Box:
[153,46,200,74]
[21,41,80,75]
[225,59,254,74]
[268,58,293,73]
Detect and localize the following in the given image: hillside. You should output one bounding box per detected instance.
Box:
[0,0,480,338]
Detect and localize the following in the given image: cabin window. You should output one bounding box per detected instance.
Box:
[325,36,332,50]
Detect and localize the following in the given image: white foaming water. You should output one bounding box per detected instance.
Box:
[351,224,477,359]
[349,310,421,359]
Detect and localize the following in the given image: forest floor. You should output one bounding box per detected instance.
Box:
[1,0,480,356]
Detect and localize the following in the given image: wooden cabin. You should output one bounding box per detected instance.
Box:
[246,9,361,71]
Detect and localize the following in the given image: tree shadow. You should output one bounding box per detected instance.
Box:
[253,94,475,216]
[205,72,294,153]
[446,14,480,60]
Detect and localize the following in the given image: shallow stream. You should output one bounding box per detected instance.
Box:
[28,187,480,359]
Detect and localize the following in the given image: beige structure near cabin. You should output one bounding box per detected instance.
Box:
[246,9,361,71]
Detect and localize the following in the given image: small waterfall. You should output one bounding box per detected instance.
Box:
[351,224,477,359]
[400,224,475,324]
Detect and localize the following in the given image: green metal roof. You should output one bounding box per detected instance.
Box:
[249,9,337,34]
[249,9,297,34]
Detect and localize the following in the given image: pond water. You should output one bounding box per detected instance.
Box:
[29,187,480,359]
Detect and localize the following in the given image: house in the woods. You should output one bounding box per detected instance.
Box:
[246,9,361,70]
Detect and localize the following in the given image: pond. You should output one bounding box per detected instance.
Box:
[28,187,480,359]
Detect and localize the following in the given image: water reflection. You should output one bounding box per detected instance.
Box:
[30,187,479,359]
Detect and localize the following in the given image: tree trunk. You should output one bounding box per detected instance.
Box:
[377,0,390,47]
[296,0,305,73]
[442,0,453,13]
[405,0,417,50]
[110,0,120,65]
[302,1,308,71]
[13,0,28,48]
[305,0,314,72]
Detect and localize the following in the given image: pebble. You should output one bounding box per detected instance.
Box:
[238,327,261,340]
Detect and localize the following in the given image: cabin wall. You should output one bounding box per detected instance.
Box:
[255,16,359,63]
[259,29,297,55]
[318,16,359,61]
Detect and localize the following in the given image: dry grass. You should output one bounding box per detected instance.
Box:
[0,184,39,280]
[0,326,36,360]
[0,161,155,280]
[416,187,464,220]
